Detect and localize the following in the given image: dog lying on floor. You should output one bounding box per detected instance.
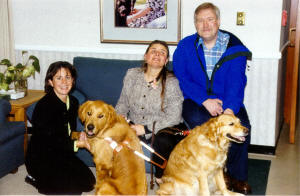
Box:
[156,114,248,196]
[76,100,147,195]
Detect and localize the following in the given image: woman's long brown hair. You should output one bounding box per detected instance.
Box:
[142,40,172,111]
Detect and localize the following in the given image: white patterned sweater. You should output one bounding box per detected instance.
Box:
[128,0,166,28]
[115,67,183,138]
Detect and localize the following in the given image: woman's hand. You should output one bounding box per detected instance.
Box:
[76,132,90,151]
[119,114,126,119]
[130,124,145,136]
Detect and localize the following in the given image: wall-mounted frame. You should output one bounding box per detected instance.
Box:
[100,0,181,45]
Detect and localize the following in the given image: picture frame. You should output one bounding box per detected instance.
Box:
[100,0,181,45]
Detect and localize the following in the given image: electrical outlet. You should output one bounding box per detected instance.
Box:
[237,12,245,25]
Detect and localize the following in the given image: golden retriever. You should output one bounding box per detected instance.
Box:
[78,100,147,195]
[156,114,248,196]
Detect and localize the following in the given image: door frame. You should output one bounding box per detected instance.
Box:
[289,0,300,143]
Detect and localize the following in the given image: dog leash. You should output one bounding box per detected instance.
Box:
[103,137,167,169]
[157,127,190,136]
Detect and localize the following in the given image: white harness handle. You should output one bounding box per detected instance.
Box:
[104,137,167,169]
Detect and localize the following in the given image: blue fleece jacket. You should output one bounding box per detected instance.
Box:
[173,30,252,114]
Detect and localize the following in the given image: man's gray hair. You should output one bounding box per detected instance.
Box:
[194,2,220,22]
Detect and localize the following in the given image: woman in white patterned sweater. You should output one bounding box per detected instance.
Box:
[115,40,184,183]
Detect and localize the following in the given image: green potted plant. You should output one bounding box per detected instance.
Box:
[0,51,40,93]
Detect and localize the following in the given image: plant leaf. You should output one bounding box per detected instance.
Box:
[0,59,12,66]
[29,55,40,73]
[15,63,24,69]
[0,73,4,83]
[5,76,13,84]
[22,51,28,56]
[0,83,9,91]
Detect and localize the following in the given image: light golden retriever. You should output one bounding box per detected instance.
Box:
[78,100,147,195]
[156,114,248,196]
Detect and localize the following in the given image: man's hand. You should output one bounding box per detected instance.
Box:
[130,124,145,136]
[202,98,223,116]
[76,132,90,151]
[224,108,234,115]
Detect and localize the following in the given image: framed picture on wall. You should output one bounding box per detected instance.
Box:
[100,0,181,45]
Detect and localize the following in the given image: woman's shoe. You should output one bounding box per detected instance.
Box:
[25,175,37,189]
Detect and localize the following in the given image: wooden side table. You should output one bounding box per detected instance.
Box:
[8,89,45,153]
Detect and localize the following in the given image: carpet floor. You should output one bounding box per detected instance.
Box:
[0,158,270,195]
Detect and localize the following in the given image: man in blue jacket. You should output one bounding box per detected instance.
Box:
[173,2,252,194]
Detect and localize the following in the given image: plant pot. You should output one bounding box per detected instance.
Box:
[14,78,28,95]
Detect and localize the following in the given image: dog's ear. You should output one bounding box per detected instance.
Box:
[206,118,218,142]
[78,101,91,123]
[105,104,118,127]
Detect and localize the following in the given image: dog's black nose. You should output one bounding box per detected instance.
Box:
[87,124,94,131]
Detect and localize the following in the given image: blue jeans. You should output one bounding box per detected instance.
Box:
[182,99,251,181]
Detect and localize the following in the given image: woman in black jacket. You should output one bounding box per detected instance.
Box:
[25,61,95,195]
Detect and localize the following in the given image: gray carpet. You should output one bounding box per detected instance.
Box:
[0,159,270,195]
[0,164,158,195]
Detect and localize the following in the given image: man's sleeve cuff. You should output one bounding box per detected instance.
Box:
[74,141,79,152]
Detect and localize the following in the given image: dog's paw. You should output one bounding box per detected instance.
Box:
[156,183,173,196]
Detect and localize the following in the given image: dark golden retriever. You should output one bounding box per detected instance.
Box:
[78,100,147,195]
[156,114,248,196]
